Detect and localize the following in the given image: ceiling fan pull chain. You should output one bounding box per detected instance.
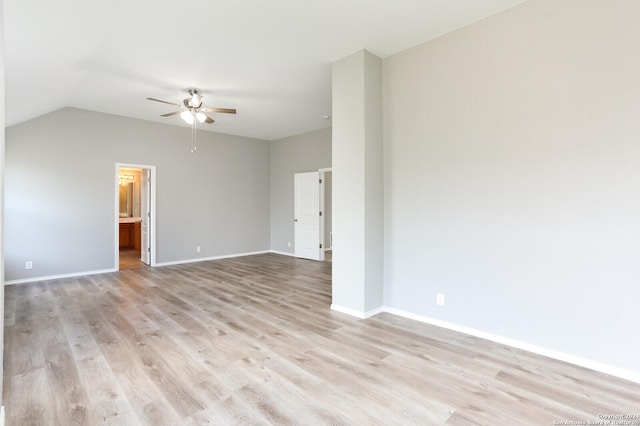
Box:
[191,119,197,153]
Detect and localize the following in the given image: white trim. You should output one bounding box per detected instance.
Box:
[0,406,4,426]
[319,171,326,261]
[4,268,117,285]
[319,168,332,257]
[364,306,384,318]
[115,163,157,269]
[4,250,274,284]
[382,306,640,385]
[154,250,271,267]
[330,304,640,383]
[330,304,383,319]
[270,250,296,257]
[331,304,367,319]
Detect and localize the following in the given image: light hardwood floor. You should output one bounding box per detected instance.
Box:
[3,253,639,425]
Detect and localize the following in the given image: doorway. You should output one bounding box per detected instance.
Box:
[294,168,332,261]
[115,164,156,270]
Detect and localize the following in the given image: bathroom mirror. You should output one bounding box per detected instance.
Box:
[119,169,142,218]
[119,182,134,217]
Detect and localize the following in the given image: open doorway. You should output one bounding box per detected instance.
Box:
[294,168,332,261]
[116,164,156,270]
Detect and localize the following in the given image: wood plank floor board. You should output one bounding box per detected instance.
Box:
[360,322,615,423]
[285,346,454,425]
[503,359,640,408]
[336,323,503,381]
[495,369,638,416]
[4,291,16,326]
[380,351,576,425]
[44,350,93,425]
[96,336,183,426]
[2,324,14,401]
[185,392,275,426]
[246,358,387,425]
[9,367,53,425]
[4,253,640,425]
[6,322,40,377]
[136,303,187,334]
[74,354,138,425]
[61,312,104,363]
[98,313,209,419]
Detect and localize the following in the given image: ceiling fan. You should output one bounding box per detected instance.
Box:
[147,89,236,125]
[147,89,236,152]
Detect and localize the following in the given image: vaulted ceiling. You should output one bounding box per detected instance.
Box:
[4,0,525,140]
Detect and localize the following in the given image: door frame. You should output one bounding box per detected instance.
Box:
[319,167,332,262]
[115,163,157,269]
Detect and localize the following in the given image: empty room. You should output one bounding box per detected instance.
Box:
[1,0,640,424]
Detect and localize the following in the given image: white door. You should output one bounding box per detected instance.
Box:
[294,171,321,260]
[140,169,151,265]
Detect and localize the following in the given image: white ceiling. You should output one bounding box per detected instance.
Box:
[4,0,525,141]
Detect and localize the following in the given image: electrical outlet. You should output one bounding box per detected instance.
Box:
[25,261,33,270]
[196,246,201,253]
[287,242,291,248]
[436,293,445,306]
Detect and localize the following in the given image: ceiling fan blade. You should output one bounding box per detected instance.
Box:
[161,110,182,117]
[147,97,181,107]
[204,115,215,124]
[200,107,237,114]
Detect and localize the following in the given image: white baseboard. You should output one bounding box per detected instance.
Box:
[4,268,117,285]
[333,304,640,384]
[364,306,384,318]
[1,405,5,426]
[331,304,367,319]
[330,304,383,319]
[4,250,274,285]
[269,250,296,257]
[155,250,271,267]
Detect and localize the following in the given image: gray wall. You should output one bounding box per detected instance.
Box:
[5,107,270,281]
[270,127,331,254]
[383,0,640,373]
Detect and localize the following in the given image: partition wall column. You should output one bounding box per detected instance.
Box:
[331,50,383,316]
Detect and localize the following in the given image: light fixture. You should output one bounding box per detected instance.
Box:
[178,90,212,153]
[191,92,203,108]
[180,110,194,125]
[180,110,206,124]
[119,174,134,185]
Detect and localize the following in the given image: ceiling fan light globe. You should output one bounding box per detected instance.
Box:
[180,110,195,124]
[192,93,203,107]
[195,112,207,123]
